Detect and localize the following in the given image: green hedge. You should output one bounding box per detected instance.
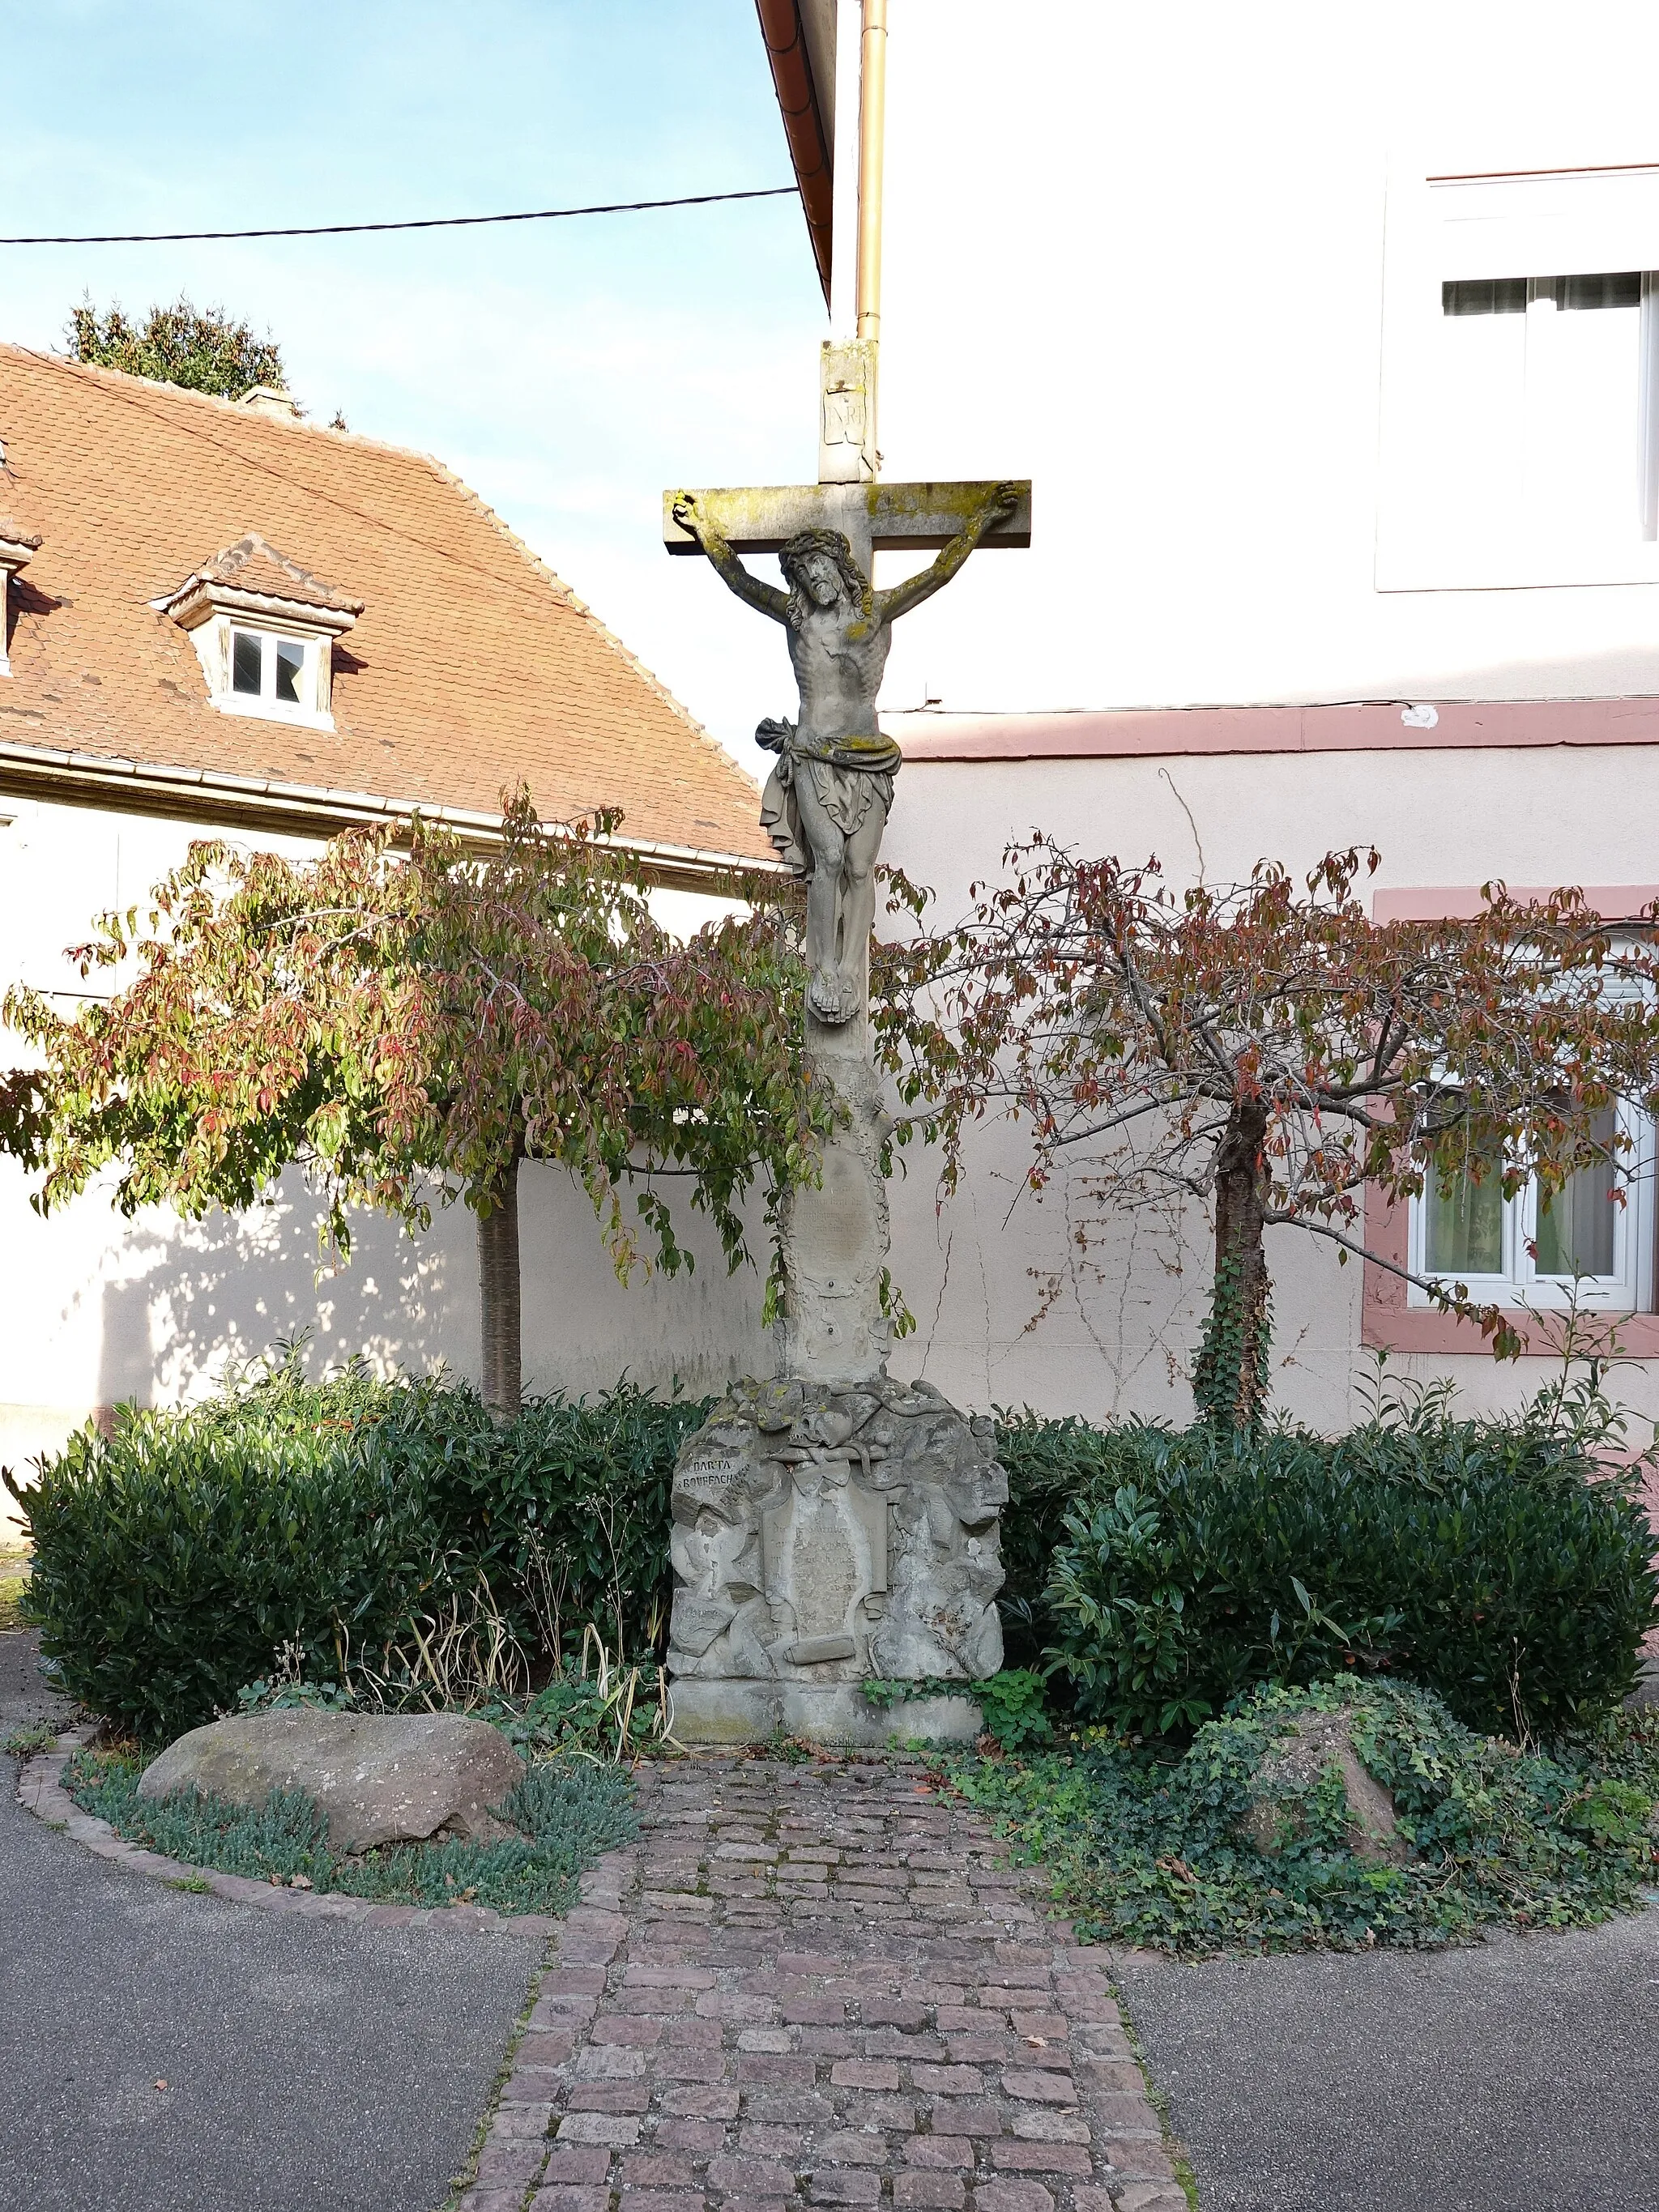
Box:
[995,1415,1127,1666]
[7,1362,706,1740]
[14,1360,1654,1748]
[1042,1417,1659,1739]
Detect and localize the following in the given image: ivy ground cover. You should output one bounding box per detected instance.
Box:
[949,1678,1659,1958]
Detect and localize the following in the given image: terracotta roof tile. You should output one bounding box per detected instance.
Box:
[0,345,770,860]
[186,532,365,615]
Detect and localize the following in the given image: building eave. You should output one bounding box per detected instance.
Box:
[755,0,834,306]
[0,739,783,897]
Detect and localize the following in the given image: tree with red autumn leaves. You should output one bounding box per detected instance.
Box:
[0,794,832,1414]
[877,842,1659,1430]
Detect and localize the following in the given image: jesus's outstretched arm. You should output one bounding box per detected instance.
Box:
[876,483,1022,624]
[672,493,790,624]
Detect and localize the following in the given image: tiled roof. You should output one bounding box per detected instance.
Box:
[177,532,365,616]
[0,344,770,863]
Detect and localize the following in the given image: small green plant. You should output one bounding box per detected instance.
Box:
[974,1669,1054,1751]
[482,1627,673,1764]
[4,1722,58,1757]
[237,1636,354,1715]
[763,1733,814,1765]
[860,1671,1052,1750]
[1563,1777,1653,1847]
[862,1676,962,1711]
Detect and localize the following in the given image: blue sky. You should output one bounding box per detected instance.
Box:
[0,0,825,769]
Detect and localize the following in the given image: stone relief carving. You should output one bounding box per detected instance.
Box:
[667,1375,1006,1687]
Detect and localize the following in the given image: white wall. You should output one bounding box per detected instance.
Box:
[785,0,1659,1443]
[857,0,1659,720]
[0,795,770,1533]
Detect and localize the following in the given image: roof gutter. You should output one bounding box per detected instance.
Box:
[755,0,834,307]
[0,738,783,897]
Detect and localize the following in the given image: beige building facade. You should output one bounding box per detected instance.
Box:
[0,351,774,1528]
[755,1,1659,1437]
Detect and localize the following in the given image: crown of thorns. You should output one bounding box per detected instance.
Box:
[778,528,870,603]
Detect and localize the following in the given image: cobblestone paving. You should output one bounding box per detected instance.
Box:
[462,1753,1184,2212]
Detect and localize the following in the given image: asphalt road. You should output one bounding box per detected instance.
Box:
[0,1631,539,2212]
[1115,1906,1659,2212]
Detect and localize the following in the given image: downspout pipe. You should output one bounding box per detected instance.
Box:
[755,0,834,307]
[856,0,887,344]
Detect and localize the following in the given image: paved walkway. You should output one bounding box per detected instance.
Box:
[1114,1909,1659,2212]
[1,1631,539,2212]
[461,1754,1182,2212]
[19,1613,1659,2212]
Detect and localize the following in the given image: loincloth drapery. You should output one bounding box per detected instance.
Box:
[757,723,900,880]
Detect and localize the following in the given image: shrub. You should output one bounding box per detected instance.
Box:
[950,1677,1659,1957]
[6,1354,701,1739]
[12,1372,440,1740]
[1043,1414,1659,1739]
[994,1414,1151,1666]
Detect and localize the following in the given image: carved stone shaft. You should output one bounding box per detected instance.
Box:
[780,1045,893,1387]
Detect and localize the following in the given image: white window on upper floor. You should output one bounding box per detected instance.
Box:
[1378,164,1659,590]
[230,626,314,712]
[1407,1097,1657,1311]
[1436,268,1657,547]
[0,522,42,677]
[156,533,362,731]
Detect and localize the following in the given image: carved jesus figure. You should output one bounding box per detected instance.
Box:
[671,485,1019,1025]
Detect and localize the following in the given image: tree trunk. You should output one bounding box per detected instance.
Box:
[1194,1097,1273,1432]
[477,1156,522,1419]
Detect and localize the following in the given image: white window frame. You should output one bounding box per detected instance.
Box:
[1407,1096,1657,1312]
[226,626,318,718]
[186,612,335,731]
[0,534,41,676]
[1377,161,1659,591]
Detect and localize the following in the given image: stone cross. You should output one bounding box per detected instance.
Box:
[663,475,1031,579]
[658,352,1030,1748]
[664,393,1029,1386]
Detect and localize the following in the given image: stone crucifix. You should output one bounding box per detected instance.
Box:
[658,389,1031,1749]
[663,457,1030,1390]
[665,478,1030,1032]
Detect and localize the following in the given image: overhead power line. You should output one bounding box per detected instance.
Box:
[0,185,797,247]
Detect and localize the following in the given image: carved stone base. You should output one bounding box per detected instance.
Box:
[666,1373,1006,1745]
[667,1677,983,1748]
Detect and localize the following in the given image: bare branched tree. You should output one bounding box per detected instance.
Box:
[878,843,1659,1430]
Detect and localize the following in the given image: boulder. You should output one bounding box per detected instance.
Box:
[138,1711,525,1854]
[1238,1707,1408,1865]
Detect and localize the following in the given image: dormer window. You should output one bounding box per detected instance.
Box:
[0,523,42,678]
[157,533,362,731]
